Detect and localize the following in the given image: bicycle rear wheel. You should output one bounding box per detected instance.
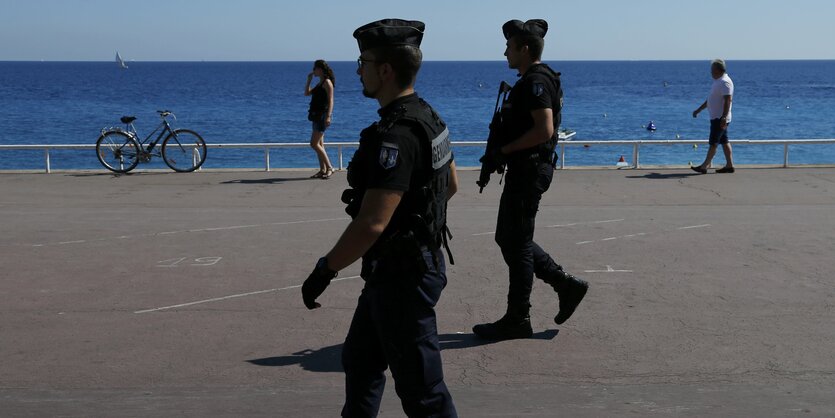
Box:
[161,129,207,172]
[96,131,140,173]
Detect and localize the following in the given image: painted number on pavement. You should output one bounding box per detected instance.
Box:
[158,257,223,267]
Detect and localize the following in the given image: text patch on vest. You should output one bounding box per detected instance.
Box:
[431,127,452,170]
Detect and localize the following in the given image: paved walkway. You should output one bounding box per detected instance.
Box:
[1,168,834,417]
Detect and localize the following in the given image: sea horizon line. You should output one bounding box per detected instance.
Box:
[3,58,835,64]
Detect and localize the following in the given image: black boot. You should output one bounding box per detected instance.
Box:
[543,270,589,325]
[472,305,533,340]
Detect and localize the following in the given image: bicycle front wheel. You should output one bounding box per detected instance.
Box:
[96,131,140,173]
[161,129,207,172]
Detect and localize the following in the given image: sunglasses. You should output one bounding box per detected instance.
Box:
[357,57,381,69]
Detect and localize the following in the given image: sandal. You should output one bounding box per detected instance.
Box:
[321,168,334,179]
[310,170,324,179]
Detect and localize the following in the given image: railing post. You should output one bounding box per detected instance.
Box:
[338,144,343,170]
[193,148,201,171]
[264,146,270,172]
[633,143,640,169]
[45,148,51,174]
[560,143,565,169]
[783,143,789,168]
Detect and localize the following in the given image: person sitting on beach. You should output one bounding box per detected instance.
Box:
[304,59,336,179]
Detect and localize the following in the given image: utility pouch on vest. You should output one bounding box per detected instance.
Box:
[341,188,363,218]
[364,231,428,284]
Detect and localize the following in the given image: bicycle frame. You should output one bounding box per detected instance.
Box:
[124,118,174,154]
[96,110,206,173]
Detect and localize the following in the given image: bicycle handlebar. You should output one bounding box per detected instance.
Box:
[157,110,176,120]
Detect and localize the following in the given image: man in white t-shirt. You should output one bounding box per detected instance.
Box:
[691,59,735,174]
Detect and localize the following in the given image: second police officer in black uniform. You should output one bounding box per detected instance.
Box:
[473,19,590,341]
[301,18,459,418]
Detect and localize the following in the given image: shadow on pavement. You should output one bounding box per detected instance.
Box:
[246,330,560,372]
[626,172,701,180]
[66,172,164,177]
[248,344,344,372]
[439,330,559,349]
[222,177,314,184]
[66,171,213,178]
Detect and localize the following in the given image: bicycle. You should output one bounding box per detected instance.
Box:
[95,110,207,173]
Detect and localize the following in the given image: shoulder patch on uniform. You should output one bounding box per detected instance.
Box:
[533,82,545,97]
[378,142,399,170]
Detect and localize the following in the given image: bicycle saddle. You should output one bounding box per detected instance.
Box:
[120,116,137,124]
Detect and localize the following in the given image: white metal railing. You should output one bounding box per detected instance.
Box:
[1,139,835,173]
[556,139,835,169]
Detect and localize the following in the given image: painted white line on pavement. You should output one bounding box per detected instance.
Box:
[197,224,261,232]
[544,219,625,228]
[27,217,350,247]
[576,225,710,245]
[472,218,626,237]
[134,275,362,314]
[677,224,711,230]
[584,265,633,273]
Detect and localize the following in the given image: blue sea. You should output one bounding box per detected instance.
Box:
[1,60,835,170]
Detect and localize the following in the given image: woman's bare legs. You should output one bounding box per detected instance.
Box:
[310,130,334,177]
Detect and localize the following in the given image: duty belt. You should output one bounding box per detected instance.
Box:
[511,149,558,167]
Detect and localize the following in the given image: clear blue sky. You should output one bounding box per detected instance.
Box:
[2,0,834,61]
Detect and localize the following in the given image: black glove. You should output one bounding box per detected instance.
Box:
[301,257,337,310]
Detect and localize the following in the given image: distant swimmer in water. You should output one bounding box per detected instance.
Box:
[663,81,669,87]
[646,121,657,131]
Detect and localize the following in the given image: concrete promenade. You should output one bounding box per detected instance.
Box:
[1,168,834,417]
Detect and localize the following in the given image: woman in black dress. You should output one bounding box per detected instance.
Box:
[304,59,336,178]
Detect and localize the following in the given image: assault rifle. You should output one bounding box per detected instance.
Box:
[477,81,512,193]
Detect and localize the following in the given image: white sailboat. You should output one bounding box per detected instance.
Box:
[115,51,128,69]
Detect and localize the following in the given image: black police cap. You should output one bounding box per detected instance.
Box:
[353,18,425,52]
[502,19,548,40]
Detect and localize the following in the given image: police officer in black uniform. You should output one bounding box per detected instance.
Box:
[301,18,459,418]
[473,19,590,341]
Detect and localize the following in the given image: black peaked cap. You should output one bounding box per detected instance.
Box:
[353,18,425,52]
[502,19,548,40]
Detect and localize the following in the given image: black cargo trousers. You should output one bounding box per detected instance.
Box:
[494,160,565,310]
[341,246,457,418]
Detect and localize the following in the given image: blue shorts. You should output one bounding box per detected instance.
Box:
[312,113,328,133]
[709,118,729,145]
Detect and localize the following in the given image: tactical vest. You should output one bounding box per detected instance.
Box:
[503,63,563,165]
[344,97,453,261]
